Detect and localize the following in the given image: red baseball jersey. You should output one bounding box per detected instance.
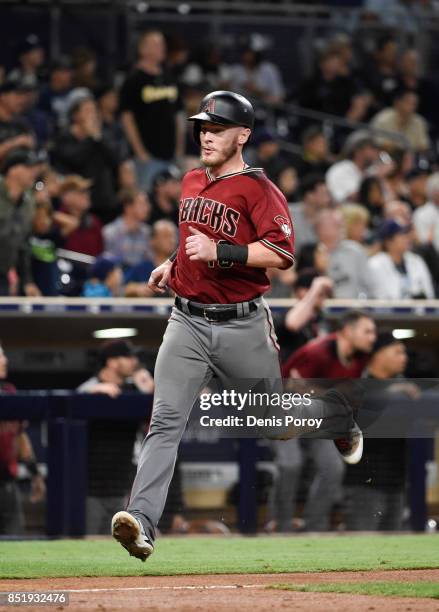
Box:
[282,333,369,379]
[169,167,295,303]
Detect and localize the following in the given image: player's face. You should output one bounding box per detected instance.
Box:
[199,122,250,168]
[349,317,377,353]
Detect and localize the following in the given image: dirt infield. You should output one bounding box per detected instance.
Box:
[1,569,439,611]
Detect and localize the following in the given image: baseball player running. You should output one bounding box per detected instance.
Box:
[111,91,362,561]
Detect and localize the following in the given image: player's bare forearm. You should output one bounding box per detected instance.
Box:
[247,241,291,269]
[185,227,292,269]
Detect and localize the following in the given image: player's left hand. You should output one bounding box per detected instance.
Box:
[185,227,217,262]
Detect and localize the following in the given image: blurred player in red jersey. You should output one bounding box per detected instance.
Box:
[111,91,362,560]
[0,342,45,534]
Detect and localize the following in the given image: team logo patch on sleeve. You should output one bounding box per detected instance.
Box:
[274,215,292,239]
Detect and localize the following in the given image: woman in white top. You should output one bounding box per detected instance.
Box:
[368,219,434,299]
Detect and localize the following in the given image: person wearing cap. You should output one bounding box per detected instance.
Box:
[326,130,380,203]
[368,219,434,299]
[58,175,103,257]
[96,85,130,163]
[148,167,181,225]
[7,34,44,90]
[37,57,73,130]
[0,148,41,296]
[289,173,332,257]
[81,255,123,298]
[290,126,333,179]
[102,187,152,271]
[77,340,153,534]
[51,95,120,222]
[119,30,184,191]
[0,80,35,163]
[344,332,412,531]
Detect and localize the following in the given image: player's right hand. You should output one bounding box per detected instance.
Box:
[148,260,172,294]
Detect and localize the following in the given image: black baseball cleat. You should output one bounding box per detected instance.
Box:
[333,421,363,465]
[111,511,154,562]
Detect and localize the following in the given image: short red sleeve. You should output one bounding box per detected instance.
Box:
[249,179,295,266]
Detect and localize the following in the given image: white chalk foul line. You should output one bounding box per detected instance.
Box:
[67,584,265,593]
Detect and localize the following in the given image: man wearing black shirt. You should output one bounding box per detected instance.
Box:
[120,30,184,190]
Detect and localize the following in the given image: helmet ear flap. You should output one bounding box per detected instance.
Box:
[193,121,202,146]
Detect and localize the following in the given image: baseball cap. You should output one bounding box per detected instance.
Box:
[18,34,42,56]
[377,219,411,241]
[99,339,136,364]
[89,255,120,281]
[372,332,403,355]
[1,148,42,174]
[59,175,93,194]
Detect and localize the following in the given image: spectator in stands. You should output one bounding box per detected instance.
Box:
[341,203,370,244]
[38,58,73,130]
[30,189,77,296]
[149,167,181,225]
[398,48,438,131]
[403,167,429,209]
[291,126,333,179]
[58,175,103,257]
[368,219,434,299]
[299,48,370,121]
[249,130,289,183]
[0,341,45,535]
[275,166,298,203]
[51,95,120,222]
[82,255,123,298]
[363,34,399,110]
[345,333,410,530]
[302,208,373,298]
[413,173,439,252]
[371,88,430,152]
[0,148,41,296]
[358,176,386,229]
[289,174,331,256]
[103,187,152,271]
[382,147,413,202]
[181,44,230,90]
[125,219,178,297]
[119,30,184,190]
[384,199,413,227]
[18,82,51,148]
[229,46,285,105]
[326,131,379,203]
[281,311,376,531]
[8,34,45,90]
[71,46,99,92]
[96,84,130,163]
[77,339,153,534]
[0,81,35,163]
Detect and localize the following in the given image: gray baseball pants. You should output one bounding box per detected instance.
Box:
[127,297,351,541]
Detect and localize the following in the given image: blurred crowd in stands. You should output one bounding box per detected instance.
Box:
[1,20,439,300]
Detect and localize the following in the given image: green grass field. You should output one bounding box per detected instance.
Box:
[271,581,439,599]
[0,534,438,579]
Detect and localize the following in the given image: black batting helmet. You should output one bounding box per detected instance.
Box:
[188,90,254,145]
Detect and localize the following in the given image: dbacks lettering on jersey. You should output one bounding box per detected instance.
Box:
[179,197,240,237]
